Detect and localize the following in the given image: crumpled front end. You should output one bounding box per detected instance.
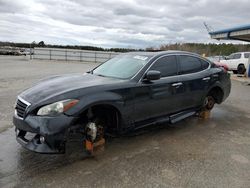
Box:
[13,104,77,154]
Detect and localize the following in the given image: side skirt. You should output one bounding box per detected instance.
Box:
[133,108,198,130]
[169,110,196,124]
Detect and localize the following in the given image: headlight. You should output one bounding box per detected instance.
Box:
[37,99,79,116]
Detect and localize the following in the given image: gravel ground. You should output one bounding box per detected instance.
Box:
[0,56,250,188]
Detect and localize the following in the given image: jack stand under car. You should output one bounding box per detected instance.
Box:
[198,110,211,119]
[85,121,105,156]
[198,94,215,119]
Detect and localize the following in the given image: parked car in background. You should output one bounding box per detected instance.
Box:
[0,46,26,56]
[220,52,250,74]
[206,56,225,63]
[206,56,228,72]
[214,62,229,72]
[13,51,231,154]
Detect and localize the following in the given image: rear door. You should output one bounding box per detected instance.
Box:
[177,55,211,109]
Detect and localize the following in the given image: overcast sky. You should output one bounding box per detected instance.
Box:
[0,0,249,48]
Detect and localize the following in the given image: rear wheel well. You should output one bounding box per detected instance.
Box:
[208,87,224,104]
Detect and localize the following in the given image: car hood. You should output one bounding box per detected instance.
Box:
[20,73,123,104]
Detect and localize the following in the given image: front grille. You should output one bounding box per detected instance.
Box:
[15,98,29,119]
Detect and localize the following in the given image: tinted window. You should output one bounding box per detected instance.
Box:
[200,59,209,70]
[150,56,177,77]
[179,55,202,74]
[233,53,241,59]
[244,53,250,58]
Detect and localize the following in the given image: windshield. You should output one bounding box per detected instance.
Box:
[93,54,150,79]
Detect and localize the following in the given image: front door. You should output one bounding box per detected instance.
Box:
[133,55,183,124]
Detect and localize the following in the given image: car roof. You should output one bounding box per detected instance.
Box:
[126,50,201,58]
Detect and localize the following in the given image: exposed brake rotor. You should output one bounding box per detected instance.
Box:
[85,121,105,155]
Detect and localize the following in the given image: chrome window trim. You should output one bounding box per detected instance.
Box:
[138,54,211,82]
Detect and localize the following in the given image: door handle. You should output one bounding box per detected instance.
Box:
[172,82,183,87]
[202,77,211,81]
[212,74,219,78]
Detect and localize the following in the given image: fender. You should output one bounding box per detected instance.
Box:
[199,80,224,103]
[65,91,125,116]
[205,81,225,104]
[207,81,224,92]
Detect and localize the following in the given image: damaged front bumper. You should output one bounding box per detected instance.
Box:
[13,114,76,154]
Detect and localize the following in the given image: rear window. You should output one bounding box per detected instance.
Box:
[200,59,209,70]
[179,55,203,74]
[244,53,250,58]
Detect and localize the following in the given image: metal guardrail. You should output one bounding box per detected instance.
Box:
[32,48,120,63]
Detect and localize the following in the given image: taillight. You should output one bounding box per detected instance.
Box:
[220,66,228,72]
[222,65,228,72]
[215,63,228,72]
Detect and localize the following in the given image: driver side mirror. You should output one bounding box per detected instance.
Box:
[144,70,161,81]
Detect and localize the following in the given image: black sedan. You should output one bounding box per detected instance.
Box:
[13,51,231,153]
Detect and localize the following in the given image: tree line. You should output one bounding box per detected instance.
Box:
[1,41,250,55]
[0,41,141,52]
[148,43,250,56]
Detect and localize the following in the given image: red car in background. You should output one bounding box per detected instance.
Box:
[207,56,229,72]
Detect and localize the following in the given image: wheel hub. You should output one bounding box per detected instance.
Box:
[86,122,97,141]
[205,96,215,110]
